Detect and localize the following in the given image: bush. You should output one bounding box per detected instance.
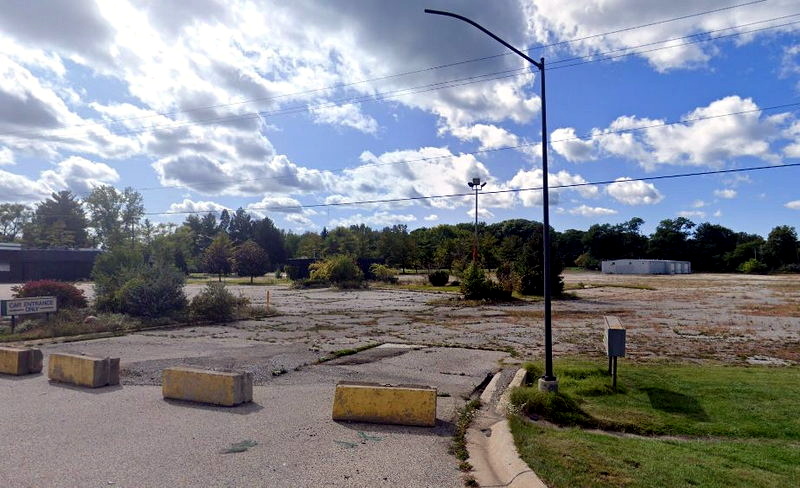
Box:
[428,270,449,286]
[274,270,283,279]
[460,263,512,301]
[574,252,600,270]
[12,280,87,309]
[777,263,800,273]
[309,255,364,286]
[117,265,187,318]
[495,263,516,293]
[189,282,239,323]
[369,263,398,283]
[740,258,768,274]
[92,246,144,311]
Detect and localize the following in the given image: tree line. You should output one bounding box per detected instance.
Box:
[2,190,798,276]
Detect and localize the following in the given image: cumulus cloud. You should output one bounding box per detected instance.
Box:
[0,156,118,203]
[167,199,229,214]
[678,210,706,219]
[423,214,438,221]
[0,146,13,165]
[329,211,416,228]
[567,205,617,217]
[548,97,790,170]
[607,178,664,205]
[447,124,520,150]
[309,103,378,134]
[508,168,599,207]
[524,0,800,72]
[714,188,737,199]
[785,200,800,210]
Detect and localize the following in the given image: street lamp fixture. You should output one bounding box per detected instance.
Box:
[426,8,558,392]
[468,177,486,263]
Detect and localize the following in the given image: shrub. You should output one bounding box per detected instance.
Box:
[92,245,144,311]
[574,252,600,270]
[428,270,449,286]
[117,265,187,318]
[190,282,238,323]
[777,263,800,273]
[12,280,87,309]
[460,263,512,301]
[309,255,364,286]
[274,270,283,279]
[495,263,516,293]
[369,263,398,283]
[740,258,768,274]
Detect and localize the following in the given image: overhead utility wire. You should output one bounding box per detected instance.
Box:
[131,99,800,192]
[145,162,800,216]
[0,0,770,140]
[7,11,794,147]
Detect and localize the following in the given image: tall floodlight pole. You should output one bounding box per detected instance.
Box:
[425,9,558,391]
[468,177,486,264]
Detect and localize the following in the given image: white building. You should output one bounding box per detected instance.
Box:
[601,259,691,275]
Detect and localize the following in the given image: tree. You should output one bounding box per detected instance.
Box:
[763,226,799,270]
[252,216,286,268]
[84,186,144,248]
[0,203,31,242]
[203,233,234,281]
[648,217,695,261]
[218,209,231,234]
[228,208,253,244]
[691,223,738,272]
[234,240,270,283]
[23,191,89,248]
[295,232,323,258]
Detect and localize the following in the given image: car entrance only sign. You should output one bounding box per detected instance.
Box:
[0,296,58,316]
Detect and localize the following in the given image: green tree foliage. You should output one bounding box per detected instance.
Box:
[252,216,287,268]
[203,233,234,281]
[234,240,270,283]
[369,263,398,283]
[460,263,511,301]
[84,186,144,248]
[582,218,647,261]
[228,208,253,244]
[0,203,31,242]
[648,217,695,260]
[23,191,89,248]
[763,226,799,270]
[691,223,738,272]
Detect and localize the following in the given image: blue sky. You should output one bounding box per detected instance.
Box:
[0,0,799,236]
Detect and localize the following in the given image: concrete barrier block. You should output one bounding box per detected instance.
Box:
[332,381,437,427]
[162,367,253,407]
[47,353,120,388]
[0,347,43,375]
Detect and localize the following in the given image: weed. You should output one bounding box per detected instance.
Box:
[449,399,482,462]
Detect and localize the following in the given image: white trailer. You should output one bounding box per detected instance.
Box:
[601,259,691,275]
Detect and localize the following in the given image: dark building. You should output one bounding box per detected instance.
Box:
[0,244,101,283]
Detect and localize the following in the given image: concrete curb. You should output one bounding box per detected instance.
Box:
[466,368,547,488]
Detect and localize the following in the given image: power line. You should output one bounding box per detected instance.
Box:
[0,0,766,139]
[146,162,800,216]
[131,99,800,193]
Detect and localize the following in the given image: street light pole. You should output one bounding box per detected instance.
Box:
[425,8,558,391]
[468,177,486,264]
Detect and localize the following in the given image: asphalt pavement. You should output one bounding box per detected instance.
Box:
[0,344,508,487]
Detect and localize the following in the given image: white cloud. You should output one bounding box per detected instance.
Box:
[607,177,664,205]
[713,210,723,217]
[447,124,520,150]
[692,200,707,208]
[785,200,800,210]
[0,156,118,203]
[678,210,706,219]
[508,168,599,207]
[550,127,596,162]
[0,146,13,165]
[467,207,494,219]
[329,211,416,228]
[309,103,378,134]
[714,189,737,199]
[567,205,617,217]
[524,0,800,72]
[423,214,438,221]
[554,97,791,170]
[167,199,229,214]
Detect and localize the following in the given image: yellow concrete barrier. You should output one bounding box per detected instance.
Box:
[47,353,120,388]
[162,367,253,407]
[332,381,437,427]
[0,347,43,375]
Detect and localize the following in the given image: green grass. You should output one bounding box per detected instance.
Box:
[509,359,800,487]
[375,282,461,293]
[510,417,800,488]
[187,274,289,286]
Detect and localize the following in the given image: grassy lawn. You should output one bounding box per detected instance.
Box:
[509,359,800,487]
[187,274,290,286]
[510,418,800,488]
[374,282,461,294]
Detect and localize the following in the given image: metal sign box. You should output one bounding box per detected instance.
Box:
[0,296,58,316]
[603,315,626,357]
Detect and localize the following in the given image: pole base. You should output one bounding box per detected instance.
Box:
[538,377,559,393]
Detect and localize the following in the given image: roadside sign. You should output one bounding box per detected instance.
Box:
[0,296,58,316]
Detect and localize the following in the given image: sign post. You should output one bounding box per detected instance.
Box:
[1,296,58,333]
